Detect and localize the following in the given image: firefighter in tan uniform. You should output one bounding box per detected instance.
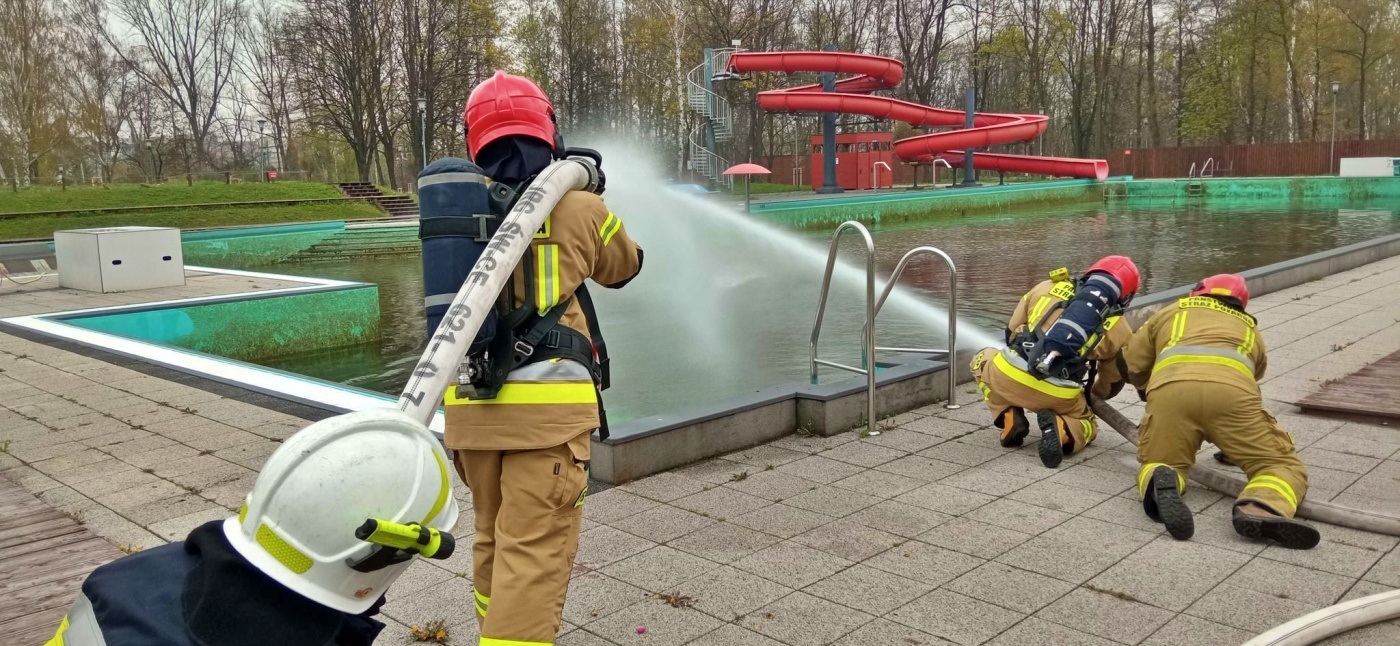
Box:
[1125,274,1319,549]
[447,72,643,646]
[971,256,1139,468]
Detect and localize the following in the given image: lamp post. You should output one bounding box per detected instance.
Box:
[256,119,267,179]
[417,98,428,168]
[1329,81,1341,175]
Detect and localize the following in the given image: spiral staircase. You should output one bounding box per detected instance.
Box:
[686,48,743,189]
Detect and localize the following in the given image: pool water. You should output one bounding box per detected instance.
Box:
[254,200,1399,423]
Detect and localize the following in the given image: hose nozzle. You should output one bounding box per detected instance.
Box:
[355,518,455,560]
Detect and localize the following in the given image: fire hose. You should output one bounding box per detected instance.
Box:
[1089,400,1400,645]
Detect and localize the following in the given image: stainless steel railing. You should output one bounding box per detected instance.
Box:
[809,221,879,435]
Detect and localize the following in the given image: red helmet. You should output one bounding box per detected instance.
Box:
[464,71,557,160]
[1085,255,1140,298]
[1190,274,1249,308]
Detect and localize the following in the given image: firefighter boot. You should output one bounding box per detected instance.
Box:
[1036,409,1067,469]
[1142,465,1194,540]
[1232,503,1320,550]
[997,407,1030,448]
[1213,450,1235,466]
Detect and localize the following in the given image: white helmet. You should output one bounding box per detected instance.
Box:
[224,408,459,614]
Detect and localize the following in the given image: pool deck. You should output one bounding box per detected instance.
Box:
[1,259,1399,644]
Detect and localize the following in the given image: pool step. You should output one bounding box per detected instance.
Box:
[280,226,422,263]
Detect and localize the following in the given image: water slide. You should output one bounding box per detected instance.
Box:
[727,51,1109,181]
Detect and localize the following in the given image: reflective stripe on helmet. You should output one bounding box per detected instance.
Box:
[257,524,314,574]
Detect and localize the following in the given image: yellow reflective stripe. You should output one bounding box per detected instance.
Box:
[535,245,560,312]
[1244,475,1299,509]
[992,352,1082,399]
[1153,353,1254,380]
[1103,315,1122,331]
[45,615,69,646]
[978,383,991,401]
[445,381,596,405]
[423,449,451,526]
[600,212,623,246]
[1167,311,1188,347]
[256,524,313,573]
[479,638,552,646]
[1138,462,1185,496]
[1028,295,1054,326]
[1237,327,1256,356]
[474,588,490,617]
[1080,419,1094,444]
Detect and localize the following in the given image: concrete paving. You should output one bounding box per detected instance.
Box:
[2,257,1399,644]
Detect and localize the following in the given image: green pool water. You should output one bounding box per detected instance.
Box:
[254,199,1399,423]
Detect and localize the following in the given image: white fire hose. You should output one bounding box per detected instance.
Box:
[1090,400,1400,644]
[397,158,600,426]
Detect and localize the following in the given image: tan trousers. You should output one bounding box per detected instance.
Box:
[1137,381,1308,517]
[455,431,591,645]
[971,348,1098,454]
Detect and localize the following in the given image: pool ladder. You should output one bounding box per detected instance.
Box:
[809,221,961,436]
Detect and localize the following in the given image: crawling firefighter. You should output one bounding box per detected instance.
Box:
[1125,274,1319,549]
[970,256,1139,468]
[427,72,642,646]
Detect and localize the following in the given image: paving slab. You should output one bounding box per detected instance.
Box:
[887,589,1025,646]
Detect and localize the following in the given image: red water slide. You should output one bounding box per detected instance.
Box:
[727,51,1109,180]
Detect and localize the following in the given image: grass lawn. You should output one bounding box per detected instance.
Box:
[726,181,808,194]
[0,181,346,214]
[0,202,384,241]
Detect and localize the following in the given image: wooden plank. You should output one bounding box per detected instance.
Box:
[0,531,104,561]
[1297,350,1400,419]
[0,539,121,590]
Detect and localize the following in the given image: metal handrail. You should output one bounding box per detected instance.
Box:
[1201,157,1216,178]
[809,221,879,436]
[870,246,960,409]
[872,161,891,188]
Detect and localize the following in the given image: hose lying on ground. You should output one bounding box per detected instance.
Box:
[1089,399,1400,537]
[1239,590,1400,646]
[1090,400,1400,645]
[396,157,601,427]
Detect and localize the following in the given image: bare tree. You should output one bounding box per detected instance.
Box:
[0,0,64,182]
[67,0,140,182]
[108,0,246,168]
[238,0,294,170]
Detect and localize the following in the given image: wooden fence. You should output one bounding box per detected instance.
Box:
[1105,139,1400,178]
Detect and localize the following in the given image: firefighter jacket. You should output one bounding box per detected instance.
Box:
[46,520,383,646]
[1006,278,1132,400]
[444,190,642,451]
[1124,295,1267,395]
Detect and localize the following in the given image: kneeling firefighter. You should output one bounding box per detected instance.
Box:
[46,409,459,645]
[420,72,641,645]
[970,256,1138,468]
[1125,274,1318,549]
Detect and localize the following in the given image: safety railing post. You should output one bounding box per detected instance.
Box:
[810,221,879,436]
[870,246,961,409]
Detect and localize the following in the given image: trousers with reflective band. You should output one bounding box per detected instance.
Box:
[1137,462,1186,497]
[970,348,1097,455]
[458,430,590,644]
[1137,380,1307,517]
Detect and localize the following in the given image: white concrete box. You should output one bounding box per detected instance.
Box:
[1339,157,1400,177]
[55,226,185,293]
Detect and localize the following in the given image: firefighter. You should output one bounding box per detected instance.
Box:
[1124,274,1319,549]
[445,72,642,646]
[970,256,1139,468]
[45,409,460,646]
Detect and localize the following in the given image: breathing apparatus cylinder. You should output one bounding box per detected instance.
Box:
[1025,272,1128,380]
[418,158,498,347]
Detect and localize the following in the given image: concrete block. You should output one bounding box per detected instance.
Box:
[618,471,709,503]
[946,561,1076,614]
[832,618,954,646]
[887,589,1024,646]
[1044,464,1137,496]
[608,504,716,544]
[775,455,866,484]
[730,503,833,539]
[679,565,793,622]
[1140,614,1253,646]
[999,517,1158,585]
[674,458,756,485]
[595,398,797,484]
[739,591,874,646]
[671,486,770,520]
[733,540,854,589]
[574,525,657,571]
[984,617,1116,646]
[95,478,187,511]
[782,486,882,519]
[585,596,723,646]
[845,500,950,539]
[599,546,720,593]
[562,571,648,627]
[1038,586,1174,644]
[30,447,109,476]
[583,489,661,525]
[668,521,782,565]
[1087,537,1252,611]
[966,498,1074,536]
